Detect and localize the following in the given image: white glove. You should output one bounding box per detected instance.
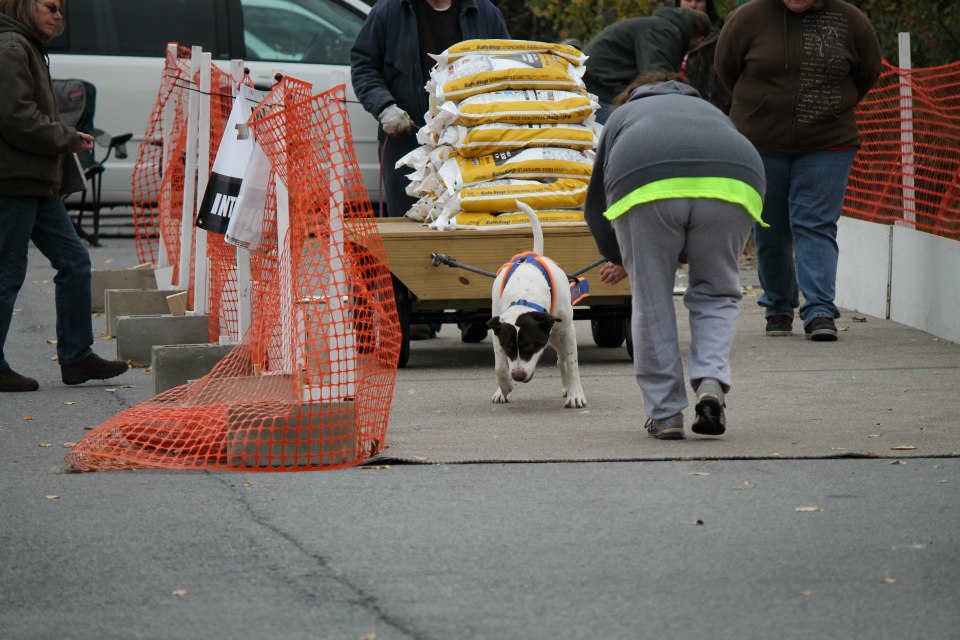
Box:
[379,104,415,136]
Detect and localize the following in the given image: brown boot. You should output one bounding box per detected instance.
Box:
[0,367,39,392]
[61,353,129,386]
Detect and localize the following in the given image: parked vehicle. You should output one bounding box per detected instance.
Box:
[47,0,381,207]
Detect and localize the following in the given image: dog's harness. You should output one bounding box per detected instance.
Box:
[497,252,556,314]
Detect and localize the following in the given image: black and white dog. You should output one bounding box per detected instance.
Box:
[487,202,587,408]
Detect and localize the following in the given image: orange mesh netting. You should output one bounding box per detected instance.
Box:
[132,45,191,268]
[845,59,960,240]
[67,80,401,471]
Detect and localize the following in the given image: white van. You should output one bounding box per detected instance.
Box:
[47,0,381,207]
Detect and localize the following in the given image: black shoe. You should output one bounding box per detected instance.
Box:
[459,320,488,343]
[61,353,129,385]
[0,367,39,392]
[805,317,838,341]
[765,315,793,336]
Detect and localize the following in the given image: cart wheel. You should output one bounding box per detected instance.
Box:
[392,276,411,368]
[591,317,627,348]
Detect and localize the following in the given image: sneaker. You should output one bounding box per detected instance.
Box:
[0,367,39,392]
[644,413,684,440]
[692,378,726,436]
[459,320,488,343]
[765,315,793,336]
[805,317,838,342]
[61,353,129,385]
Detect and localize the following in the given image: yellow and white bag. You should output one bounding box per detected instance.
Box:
[429,53,585,102]
[431,39,587,67]
[437,147,594,192]
[428,90,597,132]
[437,122,599,158]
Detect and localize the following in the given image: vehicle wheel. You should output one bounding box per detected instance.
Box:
[392,276,410,368]
[591,317,626,348]
[459,320,488,343]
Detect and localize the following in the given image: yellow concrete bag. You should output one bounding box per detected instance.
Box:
[428,90,597,132]
[430,53,585,102]
[438,122,599,158]
[437,148,594,192]
[431,39,587,67]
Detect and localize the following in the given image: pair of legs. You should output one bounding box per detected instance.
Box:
[612,197,752,420]
[0,196,94,371]
[755,148,857,326]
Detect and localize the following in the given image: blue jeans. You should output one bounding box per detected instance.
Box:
[0,196,93,370]
[755,148,857,325]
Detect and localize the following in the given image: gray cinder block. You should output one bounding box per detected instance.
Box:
[116,314,211,366]
[151,343,234,396]
[92,268,157,313]
[104,289,184,336]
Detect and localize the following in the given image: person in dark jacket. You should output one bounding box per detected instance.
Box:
[585,72,765,440]
[715,0,881,341]
[0,0,129,393]
[674,0,731,113]
[350,0,508,342]
[351,0,509,220]
[582,7,712,123]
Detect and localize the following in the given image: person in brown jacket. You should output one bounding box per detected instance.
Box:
[715,0,881,341]
[0,0,128,392]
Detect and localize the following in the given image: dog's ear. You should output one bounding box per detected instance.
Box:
[529,311,561,329]
[487,316,503,330]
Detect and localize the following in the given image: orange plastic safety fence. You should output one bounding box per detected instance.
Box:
[67,81,401,472]
[845,60,960,240]
[132,44,192,267]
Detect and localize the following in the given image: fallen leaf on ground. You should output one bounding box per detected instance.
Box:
[172,589,188,596]
[64,401,75,406]
[693,519,705,526]
[105,388,118,393]
[46,339,57,345]
[23,416,33,421]
[880,578,896,584]
[243,482,252,487]
[62,442,77,448]
[795,506,822,512]
[690,472,710,476]
[890,460,905,465]
[852,315,867,322]
[38,444,53,448]
[797,591,813,597]
[46,495,60,500]
[891,445,917,451]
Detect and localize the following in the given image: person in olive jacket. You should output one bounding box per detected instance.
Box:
[582,7,712,123]
[715,0,881,341]
[0,0,129,392]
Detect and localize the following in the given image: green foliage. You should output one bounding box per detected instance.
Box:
[495,0,959,66]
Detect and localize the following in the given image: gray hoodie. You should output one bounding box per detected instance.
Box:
[584,80,766,265]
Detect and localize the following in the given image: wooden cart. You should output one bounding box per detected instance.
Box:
[375,218,633,366]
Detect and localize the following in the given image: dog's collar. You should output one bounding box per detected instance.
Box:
[508,299,549,313]
[498,251,556,314]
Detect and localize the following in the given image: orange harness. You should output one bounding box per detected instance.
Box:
[497,251,557,314]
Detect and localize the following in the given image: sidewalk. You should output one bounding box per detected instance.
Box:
[2,238,958,466]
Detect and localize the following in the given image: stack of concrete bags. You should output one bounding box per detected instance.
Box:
[399,39,600,230]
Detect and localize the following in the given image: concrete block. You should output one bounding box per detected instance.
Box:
[116,314,211,366]
[104,289,185,337]
[151,343,234,396]
[92,267,156,313]
[223,399,358,469]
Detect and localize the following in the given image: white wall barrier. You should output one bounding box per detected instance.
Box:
[837,217,960,344]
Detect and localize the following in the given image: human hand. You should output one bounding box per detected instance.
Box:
[70,132,94,153]
[599,262,628,285]
[378,104,415,136]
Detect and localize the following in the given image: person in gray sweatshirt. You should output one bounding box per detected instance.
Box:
[584,72,765,440]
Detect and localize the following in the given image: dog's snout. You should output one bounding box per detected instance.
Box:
[512,369,532,383]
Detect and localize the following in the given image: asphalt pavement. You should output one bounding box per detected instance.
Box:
[1,238,958,640]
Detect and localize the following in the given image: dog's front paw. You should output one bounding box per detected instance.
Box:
[492,388,510,404]
[564,391,587,409]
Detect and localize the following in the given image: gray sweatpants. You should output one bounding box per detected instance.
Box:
[612,198,753,420]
